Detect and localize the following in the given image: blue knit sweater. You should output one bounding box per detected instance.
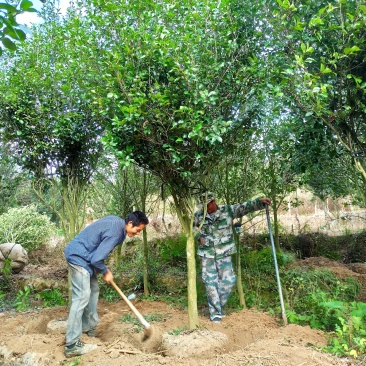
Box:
[64,215,126,276]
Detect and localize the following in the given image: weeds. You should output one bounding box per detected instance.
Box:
[321,301,366,358]
[15,285,32,311]
[167,325,188,335]
[36,288,67,307]
[99,281,121,303]
[119,311,171,332]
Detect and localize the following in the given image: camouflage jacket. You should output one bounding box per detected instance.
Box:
[193,198,265,259]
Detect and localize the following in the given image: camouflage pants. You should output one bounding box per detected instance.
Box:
[201,256,236,320]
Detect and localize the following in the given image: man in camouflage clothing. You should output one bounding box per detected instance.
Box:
[194,192,271,323]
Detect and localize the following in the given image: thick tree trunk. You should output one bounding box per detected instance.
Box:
[186,234,199,328]
[233,227,246,308]
[172,194,199,329]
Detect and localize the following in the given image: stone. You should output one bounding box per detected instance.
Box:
[47,319,68,334]
[0,243,28,273]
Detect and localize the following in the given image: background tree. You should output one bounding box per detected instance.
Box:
[255,103,299,249]
[91,160,161,295]
[0,136,28,214]
[270,0,366,186]
[0,8,105,241]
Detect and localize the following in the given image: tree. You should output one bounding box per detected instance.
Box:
[0,135,27,213]
[75,0,262,328]
[270,0,366,184]
[252,102,299,249]
[0,8,105,240]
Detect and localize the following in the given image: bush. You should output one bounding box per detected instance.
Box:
[0,205,55,252]
[158,233,187,268]
[241,246,295,274]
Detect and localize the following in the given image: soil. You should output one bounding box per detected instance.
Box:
[2,257,366,366]
[0,299,362,366]
[1,209,366,366]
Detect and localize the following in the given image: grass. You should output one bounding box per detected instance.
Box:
[119,311,171,332]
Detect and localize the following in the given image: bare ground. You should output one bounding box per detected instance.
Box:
[0,293,363,366]
[2,202,366,366]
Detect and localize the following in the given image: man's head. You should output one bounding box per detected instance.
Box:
[125,211,149,237]
[200,192,218,214]
[200,192,215,205]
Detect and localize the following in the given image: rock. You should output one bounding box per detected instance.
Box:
[0,243,28,273]
[47,318,68,334]
[109,350,120,359]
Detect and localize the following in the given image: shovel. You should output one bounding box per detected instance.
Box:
[265,204,288,326]
[110,280,153,341]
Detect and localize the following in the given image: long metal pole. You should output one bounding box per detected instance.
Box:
[265,204,288,326]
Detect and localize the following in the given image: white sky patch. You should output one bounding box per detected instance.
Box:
[17,0,70,26]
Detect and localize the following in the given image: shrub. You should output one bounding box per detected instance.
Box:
[0,205,55,252]
[158,233,187,268]
[36,288,67,307]
[241,246,295,274]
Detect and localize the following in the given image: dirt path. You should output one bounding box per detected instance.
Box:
[0,299,361,366]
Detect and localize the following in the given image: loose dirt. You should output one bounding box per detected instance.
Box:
[0,296,362,366]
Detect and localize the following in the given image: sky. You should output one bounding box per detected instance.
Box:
[17,0,70,26]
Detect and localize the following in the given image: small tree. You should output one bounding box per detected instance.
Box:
[0,10,105,241]
[81,0,261,328]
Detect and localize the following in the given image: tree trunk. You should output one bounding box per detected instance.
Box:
[172,194,199,329]
[233,227,246,308]
[142,227,149,296]
[186,233,199,328]
[141,169,149,296]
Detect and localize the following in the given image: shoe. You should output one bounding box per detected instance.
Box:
[86,329,96,337]
[64,340,97,358]
[211,317,222,323]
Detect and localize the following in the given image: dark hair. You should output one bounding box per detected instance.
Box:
[125,211,149,227]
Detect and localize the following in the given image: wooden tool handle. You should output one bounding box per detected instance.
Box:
[110,280,150,329]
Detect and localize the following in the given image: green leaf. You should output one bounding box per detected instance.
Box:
[20,0,33,11]
[4,26,26,41]
[344,46,361,55]
[359,5,366,14]
[1,37,16,51]
[13,28,26,41]
[0,3,17,12]
[319,301,347,310]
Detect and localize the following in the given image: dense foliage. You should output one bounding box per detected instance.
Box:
[0,205,55,252]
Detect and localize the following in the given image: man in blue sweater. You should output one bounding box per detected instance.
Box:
[63,211,149,358]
